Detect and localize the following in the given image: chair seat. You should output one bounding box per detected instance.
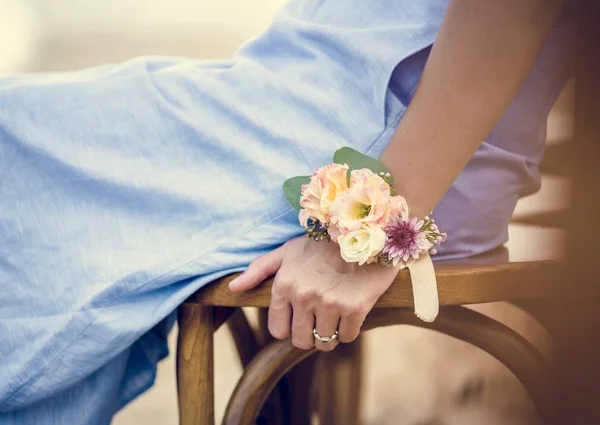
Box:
[192,226,564,308]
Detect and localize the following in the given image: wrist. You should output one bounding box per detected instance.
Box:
[285,147,445,322]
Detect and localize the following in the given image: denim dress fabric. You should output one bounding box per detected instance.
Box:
[0,1,573,423]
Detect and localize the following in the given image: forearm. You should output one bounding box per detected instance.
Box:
[381,0,564,218]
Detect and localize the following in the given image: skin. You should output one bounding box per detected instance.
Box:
[229,0,565,351]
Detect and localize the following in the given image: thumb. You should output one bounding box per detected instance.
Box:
[229,245,285,292]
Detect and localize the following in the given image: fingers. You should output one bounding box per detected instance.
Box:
[314,308,340,352]
[338,313,365,343]
[268,290,292,340]
[267,274,367,350]
[290,306,315,350]
[229,245,285,292]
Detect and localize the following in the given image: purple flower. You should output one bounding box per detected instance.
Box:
[381,214,432,266]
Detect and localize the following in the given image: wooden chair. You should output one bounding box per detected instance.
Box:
[177,229,563,425]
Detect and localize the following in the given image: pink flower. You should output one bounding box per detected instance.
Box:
[349,168,374,185]
[381,213,433,267]
[298,163,349,227]
[327,224,342,242]
[329,169,392,234]
[390,195,409,216]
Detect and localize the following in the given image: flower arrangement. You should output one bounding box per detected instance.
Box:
[283,147,446,268]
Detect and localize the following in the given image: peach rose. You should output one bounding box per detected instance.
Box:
[349,168,374,185]
[298,163,349,226]
[327,223,342,242]
[330,169,392,234]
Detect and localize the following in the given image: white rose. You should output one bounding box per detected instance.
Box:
[337,225,386,266]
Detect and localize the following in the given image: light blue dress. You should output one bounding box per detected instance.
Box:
[0,0,573,423]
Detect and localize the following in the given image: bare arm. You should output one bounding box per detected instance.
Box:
[381,0,564,218]
[232,0,566,351]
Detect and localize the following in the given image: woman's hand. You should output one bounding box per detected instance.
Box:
[228,236,399,351]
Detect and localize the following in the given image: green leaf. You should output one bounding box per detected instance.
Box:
[333,147,393,185]
[283,175,311,212]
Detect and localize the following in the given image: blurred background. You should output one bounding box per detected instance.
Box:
[1,1,572,424]
[0,0,284,73]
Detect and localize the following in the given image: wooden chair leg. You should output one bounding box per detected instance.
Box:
[177,303,215,425]
[228,308,285,425]
[228,308,262,367]
[282,355,319,425]
[315,336,363,425]
[259,310,363,425]
[258,308,316,425]
[257,308,273,346]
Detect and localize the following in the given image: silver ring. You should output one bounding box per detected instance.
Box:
[313,328,339,344]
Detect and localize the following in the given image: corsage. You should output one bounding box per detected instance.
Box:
[282,147,447,322]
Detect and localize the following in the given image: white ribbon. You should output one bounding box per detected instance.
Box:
[406,252,439,322]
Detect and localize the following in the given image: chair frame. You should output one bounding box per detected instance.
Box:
[177,254,562,425]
